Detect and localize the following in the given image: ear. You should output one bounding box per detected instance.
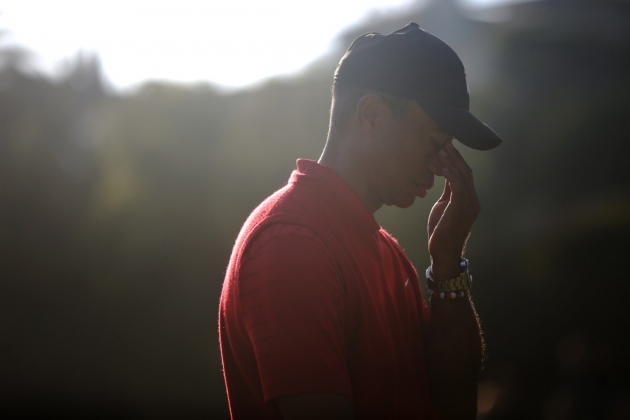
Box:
[356,94,385,137]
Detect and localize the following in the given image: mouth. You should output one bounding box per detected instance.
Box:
[414,181,432,198]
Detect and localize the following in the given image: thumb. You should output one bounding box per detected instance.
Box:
[439,179,451,202]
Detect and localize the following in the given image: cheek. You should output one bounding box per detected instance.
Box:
[383,149,414,181]
[400,142,433,174]
[425,150,443,174]
[368,158,406,200]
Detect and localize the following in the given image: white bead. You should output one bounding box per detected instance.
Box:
[450,292,456,299]
[460,291,465,298]
[439,292,445,299]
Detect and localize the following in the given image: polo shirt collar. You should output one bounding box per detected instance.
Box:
[289,159,380,234]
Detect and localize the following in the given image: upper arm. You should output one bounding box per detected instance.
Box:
[274,393,354,420]
[239,225,352,403]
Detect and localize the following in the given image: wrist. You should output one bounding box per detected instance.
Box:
[426,258,473,299]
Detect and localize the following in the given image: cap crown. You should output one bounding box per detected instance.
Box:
[334,23,469,110]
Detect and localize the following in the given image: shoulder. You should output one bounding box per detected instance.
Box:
[245,224,320,260]
[242,223,335,271]
[238,222,342,299]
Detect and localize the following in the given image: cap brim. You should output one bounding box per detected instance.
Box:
[417,100,503,151]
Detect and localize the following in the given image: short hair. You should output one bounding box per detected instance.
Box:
[328,80,412,136]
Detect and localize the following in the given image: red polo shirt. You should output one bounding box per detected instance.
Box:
[219,159,437,419]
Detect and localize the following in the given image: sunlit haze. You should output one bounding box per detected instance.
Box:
[0,0,512,91]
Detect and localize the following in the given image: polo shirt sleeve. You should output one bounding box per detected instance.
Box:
[238,224,351,402]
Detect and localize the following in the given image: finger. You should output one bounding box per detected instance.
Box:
[447,145,480,213]
[442,165,481,226]
[445,142,475,188]
[428,180,452,237]
[440,145,477,207]
[438,147,460,176]
[438,151,467,195]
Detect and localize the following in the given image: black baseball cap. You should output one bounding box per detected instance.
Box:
[334,22,502,151]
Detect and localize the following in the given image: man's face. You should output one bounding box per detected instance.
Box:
[367,101,451,209]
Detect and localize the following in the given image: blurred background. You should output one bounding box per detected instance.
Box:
[1,0,629,418]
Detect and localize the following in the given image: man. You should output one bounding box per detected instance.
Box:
[219,23,502,419]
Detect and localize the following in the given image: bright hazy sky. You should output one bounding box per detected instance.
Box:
[0,0,509,91]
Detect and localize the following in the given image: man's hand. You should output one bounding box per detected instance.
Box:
[428,141,480,280]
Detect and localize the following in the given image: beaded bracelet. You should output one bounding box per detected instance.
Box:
[427,288,470,299]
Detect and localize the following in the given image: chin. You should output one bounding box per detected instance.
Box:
[380,187,418,209]
[392,196,416,209]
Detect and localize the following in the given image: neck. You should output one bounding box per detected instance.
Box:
[318,133,383,214]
